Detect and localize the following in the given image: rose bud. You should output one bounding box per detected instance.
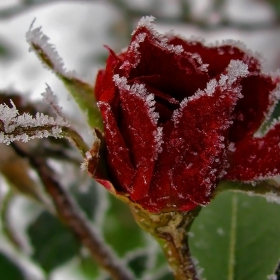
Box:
[92,16,280,212]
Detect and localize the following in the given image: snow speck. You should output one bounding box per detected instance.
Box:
[80,151,93,171]
[264,191,280,204]
[267,274,277,280]
[228,142,236,152]
[217,227,225,236]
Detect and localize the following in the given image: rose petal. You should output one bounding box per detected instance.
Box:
[167,37,260,77]
[229,75,277,142]
[226,122,280,181]
[95,48,120,106]
[141,61,247,210]
[117,27,209,102]
[117,79,162,201]
[167,38,276,142]
[95,178,117,194]
[137,121,175,211]
[97,101,135,192]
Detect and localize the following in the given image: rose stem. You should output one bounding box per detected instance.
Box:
[11,143,135,280]
[131,205,201,280]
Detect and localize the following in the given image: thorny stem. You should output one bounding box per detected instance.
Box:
[131,205,201,280]
[11,144,135,280]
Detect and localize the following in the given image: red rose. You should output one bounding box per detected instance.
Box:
[94,16,280,212]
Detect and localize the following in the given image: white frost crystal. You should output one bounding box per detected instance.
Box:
[0,100,69,145]
[26,20,76,78]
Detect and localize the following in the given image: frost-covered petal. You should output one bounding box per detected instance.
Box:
[226,122,280,181]
[95,49,120,106]
[167,37,260,78]
[229,75,277,142]
[167,37,277,143]
[139,61,248,211]
[97,101,135,192]
[116,77,162,201]
[117,26,209,102]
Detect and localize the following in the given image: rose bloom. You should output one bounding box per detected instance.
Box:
[93,17,280,212]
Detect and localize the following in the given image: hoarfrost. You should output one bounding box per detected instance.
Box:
[267,274,277,280]
[126,16,183,71]
[26,20,76,78]
[80,151,93,171]
[173,59,248,124]
[41,84,63,117]
[205,80,218,96]
[264,192,280,204]
[228,142,236,152]
[154,127,163,154]
[226,60,248,85]
[262,82,280,125]
[0,100,69,145]
[113,74,159,125]
[120,32,147,70]
[113,75,130,91]
[113,74,163,156]
[134,15,156,32]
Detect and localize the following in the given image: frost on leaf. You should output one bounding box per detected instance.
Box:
[41,84,64,117]
[26,20,103,130]
[26,20,74,78]
[0,99,69,145]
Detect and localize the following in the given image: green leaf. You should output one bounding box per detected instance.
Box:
[61,76,103,129]
[27,211,80,273]
[269,0,280,17]
[78,256,100,279]
[70,181,99,220]
[190,191,280,280]
[0,252,26,280]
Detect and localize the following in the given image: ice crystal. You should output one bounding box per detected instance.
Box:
[264,191,280,204]
[41,84,63,116]
[113,74,160,127]
[267,274,277,280]
[26,20,76,78]
[0,100,69,145]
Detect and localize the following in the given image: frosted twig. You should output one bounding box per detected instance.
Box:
[0,100,69,145]
[11,143,135,280]
[0,99,89,156]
